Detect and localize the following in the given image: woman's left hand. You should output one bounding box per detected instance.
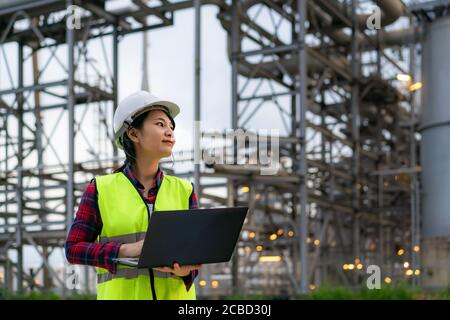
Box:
[155,263,202,277]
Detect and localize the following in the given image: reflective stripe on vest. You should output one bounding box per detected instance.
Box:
[97,268,178,284]
[95,172,196,300]
[98,232,146,244]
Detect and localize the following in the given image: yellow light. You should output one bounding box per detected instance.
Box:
[249,232,256,239]
[397,249,405,256]
[414,269,421,276]
[355,258,361,264]
[199,280,207,287]
[256,245,263,252]
[306,237,312,244]
[241,186,250,193]
[269,234,278,241]
[348,264,355,270]
[244,246,251,253]
[409,82,423,92]
[384,277,392,284]
[309,284,316,290]
[405,269,414,276]
[413,245,420,252]
[314,239,320,246]
[277,229,284,236]
[396,73,412,82]
[343,264,349,270]
[259,255,282,262]
[403,262,410,269]
[211,280,219,288]
[288,231,294,237]
[357,264,363,270]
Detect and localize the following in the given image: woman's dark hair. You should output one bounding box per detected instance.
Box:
[113,107,175,173]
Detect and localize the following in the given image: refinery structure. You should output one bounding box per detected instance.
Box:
[1,0,450,298]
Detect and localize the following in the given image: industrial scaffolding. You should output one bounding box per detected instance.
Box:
[0,0,445,297]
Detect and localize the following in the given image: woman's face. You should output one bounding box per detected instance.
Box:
[128,109,176,159]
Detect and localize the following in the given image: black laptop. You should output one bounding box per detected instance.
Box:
[113,206,248,268]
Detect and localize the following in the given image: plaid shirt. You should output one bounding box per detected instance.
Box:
[65,163,199,291]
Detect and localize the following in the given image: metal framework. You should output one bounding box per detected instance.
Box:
[0,0,441,298]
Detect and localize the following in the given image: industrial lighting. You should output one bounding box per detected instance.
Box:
[403,262,410,269]
[211,280,219,288]
[356,264,363,270]
[244,246,252,253]
[343,264,349,270]
[348,264,355,270]
[306,237,312,244]
[269,234,278,241]
[256,245,263,252]
[314,239,320,246]
[397,249,405,256]
[259,255,282,262]
[413,245,420,252]
[409,82,423,91]
[249,232,256,239]
[396,73,412,82]
[384,277,392,284]
[309,284,316,290]
[405,269,414,276]
[241,186,250,193]
[414,269,421,276]
[355,258,361,264]
[199,280,207,287]
[288,231,294,237]
[277,229,284,236]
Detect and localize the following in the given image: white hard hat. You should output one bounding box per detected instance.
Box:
[113,91,180,149]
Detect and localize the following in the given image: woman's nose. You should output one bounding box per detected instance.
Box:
[165,129,173,138]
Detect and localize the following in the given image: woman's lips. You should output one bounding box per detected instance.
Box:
[162,141,174,146]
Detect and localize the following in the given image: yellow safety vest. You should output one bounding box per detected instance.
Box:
[95,171,196,300]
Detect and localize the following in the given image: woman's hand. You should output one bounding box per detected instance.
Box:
[155,263,202,277]
[118,240,144,258]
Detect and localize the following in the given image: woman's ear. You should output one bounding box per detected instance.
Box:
[127,128,139,144]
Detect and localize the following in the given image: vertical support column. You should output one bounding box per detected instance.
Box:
[230,0,240,296]
[290,20,299,288]
[231,0,239,135]
[351,0,361,264]
[66,0,75,234]
[65,0,76,297]
[421,15,450,289]
[409,16,419,286]
[31,27,51,291]
[297,0,308,295]
[3,75,10,294]
[6,258,13,293]
[112,26,119,166]
[193,0,203,296]
[194,0,201,200]
[16,41,24,295]
[228,180,239,295]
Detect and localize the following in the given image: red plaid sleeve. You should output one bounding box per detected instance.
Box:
[64,180,121,274]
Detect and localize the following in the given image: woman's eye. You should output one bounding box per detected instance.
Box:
[157,122,164,127]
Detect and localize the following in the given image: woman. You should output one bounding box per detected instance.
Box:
[65,91,201,300]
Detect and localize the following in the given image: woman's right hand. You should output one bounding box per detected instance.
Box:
[118,240,144,258]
